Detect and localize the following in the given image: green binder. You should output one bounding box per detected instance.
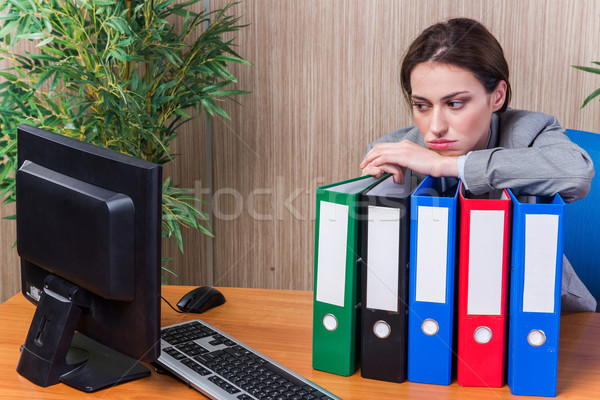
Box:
[312,174,382,376]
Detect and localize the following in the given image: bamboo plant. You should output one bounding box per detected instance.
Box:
[0,0,250,280]
[573,61,600,108]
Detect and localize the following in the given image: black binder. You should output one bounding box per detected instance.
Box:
[359,173,417,383]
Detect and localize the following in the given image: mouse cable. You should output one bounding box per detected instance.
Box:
[161,295,185,314]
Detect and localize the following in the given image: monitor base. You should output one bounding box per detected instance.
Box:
[16,276,150,392]
[60,332,150,392]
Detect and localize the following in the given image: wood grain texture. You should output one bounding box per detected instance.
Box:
[159,2,212,288]
[0,37,38,304]
[207,0,600,291]
[2,0,600,301]
[209,0,410,291]
[160,106,211,286]
[1,286,599,399]
[0,203,18,304]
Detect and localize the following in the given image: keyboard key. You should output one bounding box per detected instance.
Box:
[164,347,186,360]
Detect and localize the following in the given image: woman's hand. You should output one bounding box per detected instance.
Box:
[360,140,460,183]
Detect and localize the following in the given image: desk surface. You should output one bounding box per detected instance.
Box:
[1,285,599,399]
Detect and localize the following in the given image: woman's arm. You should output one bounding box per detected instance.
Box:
[361,125,459,183]
[464,112,594,203]
[361,140,459,183]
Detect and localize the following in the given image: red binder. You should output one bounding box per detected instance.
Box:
[457,184,511,387]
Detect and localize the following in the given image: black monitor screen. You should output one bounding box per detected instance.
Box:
[15,124,162,391]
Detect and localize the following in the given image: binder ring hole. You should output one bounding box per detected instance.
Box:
[373,320,391,339]
[527,329,546,347]
[421,319,439,336]
[322,314,338,331]
[474,326,493,344]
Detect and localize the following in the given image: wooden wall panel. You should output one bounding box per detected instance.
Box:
[210,0,410,290]
[208,0,600,292]
[160,109,211,286]
[0,203,18,303]
[0,38,37,304]
[491,0,600,130]
[2,0,600,302]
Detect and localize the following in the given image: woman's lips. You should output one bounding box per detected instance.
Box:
[428,139,456,150]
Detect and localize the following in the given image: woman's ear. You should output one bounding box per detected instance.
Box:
[491,80,507,112]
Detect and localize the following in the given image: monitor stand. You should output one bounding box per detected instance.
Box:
[16,276,150,392]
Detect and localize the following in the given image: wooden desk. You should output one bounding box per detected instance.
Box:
[1,285,599,399]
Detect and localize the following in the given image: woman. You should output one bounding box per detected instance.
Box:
[360,18,596,311]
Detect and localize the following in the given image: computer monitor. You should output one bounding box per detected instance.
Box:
[14,124,162,392]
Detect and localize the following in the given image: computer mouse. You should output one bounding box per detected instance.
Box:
[177,286,226,313]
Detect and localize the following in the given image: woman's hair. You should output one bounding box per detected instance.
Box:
[400,18,511,113]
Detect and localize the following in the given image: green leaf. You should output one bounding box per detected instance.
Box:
[19,32,47,40]
[8,1,28,13]
[160,265,185,282]
[580,87,600,109]
[0,13,22,22]
[211,89,252,97]
[91,0,117,6]
[26,53,60,62]
[572,65,600,75]
[214,55,252,65]
[107,47,132,62]
[34,70,54,90]
[0,72,18,82]
[175,108,191,118]
[0,20,18,38]
[36,36,54,48]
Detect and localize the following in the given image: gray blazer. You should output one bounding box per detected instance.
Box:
[365,108,597,311]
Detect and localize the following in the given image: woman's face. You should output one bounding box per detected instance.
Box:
[409,62,506,156]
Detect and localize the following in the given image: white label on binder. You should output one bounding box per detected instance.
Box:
[523,214,559,313]
[316,201,348,307]
[415,205,449,303]
[468,210,504,315]
[366,205,400,312]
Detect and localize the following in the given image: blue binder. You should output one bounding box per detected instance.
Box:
[407,176,459,385]
[507,191,565,397]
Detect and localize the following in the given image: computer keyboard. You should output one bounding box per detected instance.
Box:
[156,320,341,400]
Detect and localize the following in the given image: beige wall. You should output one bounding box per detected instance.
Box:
[2,0,600,302]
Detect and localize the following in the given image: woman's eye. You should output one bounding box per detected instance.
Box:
[448,100,466,109]
[412,102,429,111]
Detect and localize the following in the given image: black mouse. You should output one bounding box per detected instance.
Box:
[176,286,226,313]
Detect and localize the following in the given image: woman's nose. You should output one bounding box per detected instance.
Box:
[430,107,448,137]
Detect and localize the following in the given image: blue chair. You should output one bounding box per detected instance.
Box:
[564,129,600,312]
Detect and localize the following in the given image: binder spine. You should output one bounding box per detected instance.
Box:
[507,191,564,397]
[407,176,458,385]
[360,194,410,383]
[457,186,511,388]
[312,189,360,376]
